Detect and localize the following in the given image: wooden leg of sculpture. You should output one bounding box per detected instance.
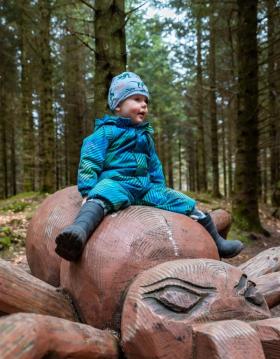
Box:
[192,320,265,359]
[210,209,232,238]
[251,318,280,359]
[0,313,119,359]
[238,247,280,278]
[0,258,77,321]
[254,272,280,309]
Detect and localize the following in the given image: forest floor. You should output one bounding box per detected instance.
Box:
[0,191,279,269]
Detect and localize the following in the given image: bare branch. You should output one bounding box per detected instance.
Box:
[78,0,96,11]
[66,25,96,53]
[125,2,148,17]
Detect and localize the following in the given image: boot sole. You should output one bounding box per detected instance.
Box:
[55,230,85,261]
[221,243,245,259]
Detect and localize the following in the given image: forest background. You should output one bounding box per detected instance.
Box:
[0,0,280,241]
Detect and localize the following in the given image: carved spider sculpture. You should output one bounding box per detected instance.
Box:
[1,186,280,359]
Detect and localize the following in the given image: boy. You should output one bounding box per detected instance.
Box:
[55,72,244,261]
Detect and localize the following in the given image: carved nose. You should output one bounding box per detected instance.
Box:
[244,286,265,306]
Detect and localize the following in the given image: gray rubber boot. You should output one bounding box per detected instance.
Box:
[198,214,244,258]
[55,200,105,261]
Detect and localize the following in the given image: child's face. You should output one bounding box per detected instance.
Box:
[115,94,148,125]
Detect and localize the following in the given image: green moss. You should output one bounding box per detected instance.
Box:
[227,224,253,246]
[0,236,11,249]
[0,192,46,213]
[0,227,12,249]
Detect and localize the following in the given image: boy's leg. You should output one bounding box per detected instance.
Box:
[136,184,196,215]
[55,199,107,261]
[55,179,133,261]
[138,185,244,259]
[190,208,244,258]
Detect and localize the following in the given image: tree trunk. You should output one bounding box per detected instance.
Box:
[221,108,227,197]
[186,127,196,192]
[209,2,221,197]
[38,0,55,193]
[232,0,263,232]
[63,27,86,185]
[19,0,35,192]
[93,0,126,119]
[227,13,237,198]
[267,0,280,207]
[195,13,207,192]
[167,133,174,188]
[178,138,182,190]
[0,96,8,198]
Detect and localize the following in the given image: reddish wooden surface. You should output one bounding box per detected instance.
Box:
[255,272,280,308]
[251,318,280,359]
[238,247,280,278]
[0,313,119,359]
[26,186,82,286]
[60,206,220,330]
[193,320,265,359]
[210,209,232,238]
[26,187,237,331]
[0,258,77,321]
[121,259,270,359]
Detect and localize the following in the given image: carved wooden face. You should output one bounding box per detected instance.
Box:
[121,259,270,359]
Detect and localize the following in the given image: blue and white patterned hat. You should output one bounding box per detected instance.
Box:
[108,72,149,111]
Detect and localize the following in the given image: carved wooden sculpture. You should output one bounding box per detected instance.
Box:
[1,187,280,358]
[0,313,119,359]
[26,186,228,289]
[26,186,221,329]
[121,259,271,359]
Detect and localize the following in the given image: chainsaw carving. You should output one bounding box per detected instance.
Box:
[0,187,280,358]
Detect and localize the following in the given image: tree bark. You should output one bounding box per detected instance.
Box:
[63,25,87,185]
[93,0,126,119]
[227,13,237,198]
[232,0,263,232]
[209,2,221,197]
[195,13,207,192]
[267,0,280,207]
[19,0,35,192]
[38,0,55,193]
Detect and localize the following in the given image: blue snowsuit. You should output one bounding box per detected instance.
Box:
[77,115,196,214]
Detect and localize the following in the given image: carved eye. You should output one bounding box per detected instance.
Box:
[143,285,203,313]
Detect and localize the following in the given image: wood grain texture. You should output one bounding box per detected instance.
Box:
[26,186,82,286]
[121,259,270,359]
[26,187,229,289]
[193,320,265,359]
[255,272,280,308]
[0,258,77,321]
[0,313,119,359]
[60,206,219,331]
[239,247,280,278]
[251,318,280,359]
[26,186,234,332]
[210,209,232,238]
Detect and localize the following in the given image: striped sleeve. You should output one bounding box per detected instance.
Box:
[77,127,109,197]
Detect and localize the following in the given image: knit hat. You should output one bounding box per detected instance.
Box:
[108,72,149,111]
